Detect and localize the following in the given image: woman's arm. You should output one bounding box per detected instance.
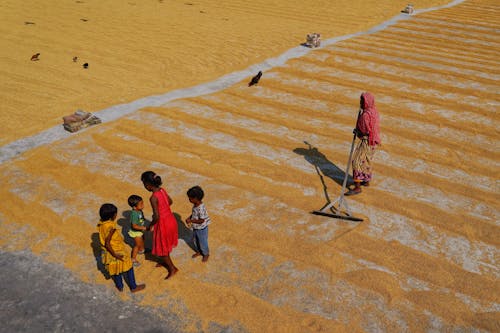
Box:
[105,229,124,260]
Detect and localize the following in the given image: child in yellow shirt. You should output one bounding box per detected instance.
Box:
[97,203,145,293]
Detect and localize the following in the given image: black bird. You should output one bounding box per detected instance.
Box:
[30,53,40,61]
[248,71,262,87]
[83,62,88,69]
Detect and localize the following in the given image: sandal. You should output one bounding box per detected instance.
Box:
[345,188,362,196]
[131,284,146,293]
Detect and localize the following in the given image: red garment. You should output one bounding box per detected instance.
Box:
[356,92,381,147]
[152,188,178,256]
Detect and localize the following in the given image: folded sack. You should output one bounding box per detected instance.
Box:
[63,109,101,133]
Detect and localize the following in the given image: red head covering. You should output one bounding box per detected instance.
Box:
[356,92,381,146]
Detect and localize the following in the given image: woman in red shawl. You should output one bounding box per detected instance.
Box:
[141,171,179,279]
[346,92,381,196]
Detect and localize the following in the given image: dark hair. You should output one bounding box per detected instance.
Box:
[141,171,162,187]
[187,185,204,200]
[99,203,117,221]
[128,195,143,208]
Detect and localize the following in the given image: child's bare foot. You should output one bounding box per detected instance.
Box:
[131,284,146,293]
[164,267,179,280]
[191,252,201,258]
[202,255,209,262]
[155,262,165,268]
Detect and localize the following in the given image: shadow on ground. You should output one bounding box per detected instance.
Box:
[294,141,353,204]
[90,232,110,280]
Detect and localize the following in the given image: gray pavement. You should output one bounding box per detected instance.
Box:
[0,250,179,333]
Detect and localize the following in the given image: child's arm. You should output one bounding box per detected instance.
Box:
[189,205,209,224]
[132,223,147,231]
[148,195,159,226]
[189,217,205,224]
[105,229,124,260]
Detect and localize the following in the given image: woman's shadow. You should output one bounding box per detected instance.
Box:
[293,141,353,204]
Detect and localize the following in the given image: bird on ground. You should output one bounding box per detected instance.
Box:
[73,56,78,62]
[83,62,88,69]
[248,71,262,87]
[31,53,40,61]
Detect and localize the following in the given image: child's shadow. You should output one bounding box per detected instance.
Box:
[142,212,197,264]
[90,232,110,279]
[174,212,196,252]
[117,210,135,249]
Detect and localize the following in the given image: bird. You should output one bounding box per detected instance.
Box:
[30,53,40,61]
[83,62,88,69]
[248,71,262,87]
[73,56,78,62]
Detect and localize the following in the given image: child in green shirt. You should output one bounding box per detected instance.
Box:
[127,195,148,266]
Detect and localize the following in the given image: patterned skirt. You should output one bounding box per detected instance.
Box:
[352,137,376,182]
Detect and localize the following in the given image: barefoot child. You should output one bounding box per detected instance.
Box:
[97,203,146,293]
[127,195,147,266]
[185,186,211,262]
[141,171,179,280]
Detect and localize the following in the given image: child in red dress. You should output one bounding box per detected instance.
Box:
[141,171,179,279]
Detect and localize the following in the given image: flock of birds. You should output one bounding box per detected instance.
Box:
[31,53,88,69]
[26,11,264,84]
[31,51,261,85]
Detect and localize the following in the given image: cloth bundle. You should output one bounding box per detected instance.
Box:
[306,33,321,48]
[63,109,101,133]
[402,4,414,14]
